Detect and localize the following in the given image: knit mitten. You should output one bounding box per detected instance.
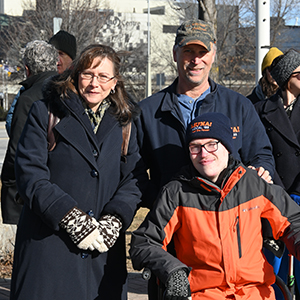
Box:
[164,269,191,300]
[97,215,122,253]
[59,207,102,251]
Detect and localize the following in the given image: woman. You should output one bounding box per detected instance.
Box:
[247,47,283,104]
[10,44,141,299]
[255,48,300,300]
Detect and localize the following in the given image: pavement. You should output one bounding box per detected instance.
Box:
[0,121,148,299]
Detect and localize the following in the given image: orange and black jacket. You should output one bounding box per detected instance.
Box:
[130,158,300,296]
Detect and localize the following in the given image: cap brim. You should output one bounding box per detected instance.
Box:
[179,39,209,51]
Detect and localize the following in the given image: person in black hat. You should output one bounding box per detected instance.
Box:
[131,112,300,300]
[49,30,77,74]
[255,48,300,300]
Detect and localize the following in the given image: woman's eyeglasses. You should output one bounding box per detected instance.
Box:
[189,141,220,154]
[80,72,115,83]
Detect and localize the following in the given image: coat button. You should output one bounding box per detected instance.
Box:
[295,151,300,157]
[92,149,98,157]
[276,152,282,157]
[91,170,98,178]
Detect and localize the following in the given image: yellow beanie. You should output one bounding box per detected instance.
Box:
[261,47,283,72]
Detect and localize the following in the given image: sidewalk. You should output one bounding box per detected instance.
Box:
[0,272,148,300]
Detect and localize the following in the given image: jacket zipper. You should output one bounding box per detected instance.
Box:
[235,216,242,258]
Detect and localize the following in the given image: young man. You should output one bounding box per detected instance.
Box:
[136,19,275,210]
[130,112,300,300]
[49,30,77,74]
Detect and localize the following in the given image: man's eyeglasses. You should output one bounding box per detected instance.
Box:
[80,72,115,83]
[189,141,220,154]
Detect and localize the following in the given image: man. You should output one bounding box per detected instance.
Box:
[247,47,283,104]
[4,31,76,137]
[136,19,275,210]
[130,113,300,300]
[49,30,76,74]
[1,40,58,224]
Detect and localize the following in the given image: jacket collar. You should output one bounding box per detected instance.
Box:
[177,156,244,195]
[261,91,283,113]
[261,92,300,147]
[160,77,217,114]
[20,71,57,90]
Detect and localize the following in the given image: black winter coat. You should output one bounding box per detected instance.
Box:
[255,92,300,194]
[1,71,57,224]
[10,81,142,299]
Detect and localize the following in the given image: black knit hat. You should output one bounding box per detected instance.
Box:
[49,30,77,60]
[271,49,300,89]
[186,113,233,153]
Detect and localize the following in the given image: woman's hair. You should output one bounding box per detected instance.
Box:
[259,68,279,98]
[55,44,134,125]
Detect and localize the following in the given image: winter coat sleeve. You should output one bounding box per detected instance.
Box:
[130,183,189,284]
[15,101,77,231]
[134,115,160,209]
[261,182,300,260]
[236,102,274,177]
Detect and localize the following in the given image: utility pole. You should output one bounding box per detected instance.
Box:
[255,0,270,83]
[53,17,62,34]
[146,0,151,97]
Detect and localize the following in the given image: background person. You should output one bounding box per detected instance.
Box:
[5,86,25,136]
[131,112,300,300]
[5,31,77,137]
[247,47,283,104]
[49,30,77,74]
[10,44,141,299]
[1,40,58,224]
[255,48,300,300]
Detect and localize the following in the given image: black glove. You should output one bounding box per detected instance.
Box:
[164,269,191,300]
[59,207,102,251]
[96,214,122,253]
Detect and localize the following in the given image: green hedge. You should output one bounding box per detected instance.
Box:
[0,108,8,121]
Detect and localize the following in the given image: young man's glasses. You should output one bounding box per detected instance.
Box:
[189,141,220,154]
[80,72,115,83]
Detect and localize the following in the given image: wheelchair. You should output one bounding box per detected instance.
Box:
[142,268,292,300]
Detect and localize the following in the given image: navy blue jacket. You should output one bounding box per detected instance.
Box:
[136,78,275,208]
[255,92,300,194]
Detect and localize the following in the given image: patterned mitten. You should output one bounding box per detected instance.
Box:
[164,269,191,300]
[59,207,102,251]
[97,215,122,253]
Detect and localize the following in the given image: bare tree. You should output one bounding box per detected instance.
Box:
[0,0,111,82]
[164,0,300,95]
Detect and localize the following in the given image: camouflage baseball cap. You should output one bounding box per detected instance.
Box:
[175,19,216,51]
